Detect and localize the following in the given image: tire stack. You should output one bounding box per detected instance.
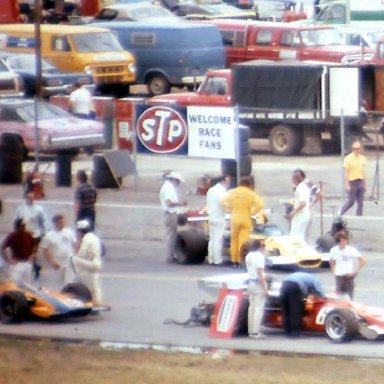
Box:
[0,134,23,184]
[92,154,120,189]
[55,153,72,187]
[221,125,251,187]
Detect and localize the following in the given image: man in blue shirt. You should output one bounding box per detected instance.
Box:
[280,272,325,338]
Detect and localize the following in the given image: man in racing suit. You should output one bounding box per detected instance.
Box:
[221,176,264,267]
[71,220,102,304]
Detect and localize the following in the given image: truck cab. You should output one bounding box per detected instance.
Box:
[209,19,371,66]
[147,69,231,107]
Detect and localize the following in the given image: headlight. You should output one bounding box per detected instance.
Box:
[128,63,136,73]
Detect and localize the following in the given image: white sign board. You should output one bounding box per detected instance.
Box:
[187,106,236,159]
[329,67,359,117]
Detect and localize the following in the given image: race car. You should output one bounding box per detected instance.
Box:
[0,280,104,323]
[198,273,384,343]
[175,209,325,269]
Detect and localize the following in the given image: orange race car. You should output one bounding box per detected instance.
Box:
[0,280,104,323]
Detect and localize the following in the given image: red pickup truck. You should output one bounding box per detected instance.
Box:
[206,19,371,67]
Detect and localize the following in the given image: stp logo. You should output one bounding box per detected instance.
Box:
[137,107,188,153]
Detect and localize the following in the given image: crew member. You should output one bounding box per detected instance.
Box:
[329,231,366,300]
[1,218,36,286]
[69,81,94,119]
[221,176,264,267]
[206,175,230,265]
[159,171,187,263]
[71,220,103,304]
[339,141,366,217]
[287,169,310,241]
[245,239,269,339]
[280,272,325,338]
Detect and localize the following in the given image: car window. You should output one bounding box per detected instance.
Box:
[221,30,245,47]
[1,108,20,121]
[51,36,71,52]
[317,4,345,23]
[280,31,300,48]
[71,32,123,53]
[95,8,118,20]
[255,30,272,46]
[17,103,69,122]
[202,76,228,95]
[6,55,54,71]
[0,60,8,71]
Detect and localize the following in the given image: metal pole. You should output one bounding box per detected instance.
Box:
[319,181,324,237]
[234,104,240,186]
[34,0,43,169]
[345,0,351,24]
[340,109,345,202]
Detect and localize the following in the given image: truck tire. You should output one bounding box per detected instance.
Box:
[174,228,208,264]
[146,74,171,96]
[269,125,303,156]
[0,291,30,324]
[61,282,92,302]
[325,309,359,343]
[0,134,24,184]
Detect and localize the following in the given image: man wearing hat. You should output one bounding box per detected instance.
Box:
[159,171,187,263]
[71,220,103,304]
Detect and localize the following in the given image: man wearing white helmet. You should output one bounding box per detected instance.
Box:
[159,171,187,263]
[71,220,102,304]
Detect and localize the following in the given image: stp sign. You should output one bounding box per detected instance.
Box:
[136,106,188,154]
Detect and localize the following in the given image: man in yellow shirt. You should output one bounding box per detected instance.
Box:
[339,141,366,217]
[221,176,264,267]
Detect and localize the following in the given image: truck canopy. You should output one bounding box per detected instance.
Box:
[232,60,323,110]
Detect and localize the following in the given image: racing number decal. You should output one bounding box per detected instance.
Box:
[137,107,188,154]
[315,306,334,325]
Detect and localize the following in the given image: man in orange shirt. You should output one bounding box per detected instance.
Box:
[221,176,264,267]
[339,141,366,217]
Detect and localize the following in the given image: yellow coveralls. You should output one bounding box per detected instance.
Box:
[221,186,264,264]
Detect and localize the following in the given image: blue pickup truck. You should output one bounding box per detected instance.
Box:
[94,20,225,95]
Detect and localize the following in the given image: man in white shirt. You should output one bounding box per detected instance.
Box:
[329,232,366,300]
[69,81,94,119]
[72,220,102,304]
[288,169,310,241]
[41,214,76,289]
[245,239,269,339]
[159,171,187,263]
[206,176,230,265]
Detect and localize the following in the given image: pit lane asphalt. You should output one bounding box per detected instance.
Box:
[1,149,384,359]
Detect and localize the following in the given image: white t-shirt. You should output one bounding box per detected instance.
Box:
[245,250,265,280]
[293,181,310,220]
[329,244,361,276]
[206,182,227,223]
[15,203,48,238]
[159,180,179,213]
[69,87,93,115]
[41,228,76,266]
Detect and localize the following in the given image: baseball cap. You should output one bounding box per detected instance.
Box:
[168,171,184,183]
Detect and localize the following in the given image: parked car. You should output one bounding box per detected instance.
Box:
[93,2,178,22]
[208,19,372,66]
[0,98,105,157]
[0,59,23,98]
[159,0,257,20]
[0,52,94,98]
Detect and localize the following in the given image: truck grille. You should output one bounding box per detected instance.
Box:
[95,66,124,74]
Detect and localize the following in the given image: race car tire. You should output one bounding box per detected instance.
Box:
[0,291,29,324]
[61,283,92,303]
[175,228,208,264]
[325,308,359,343]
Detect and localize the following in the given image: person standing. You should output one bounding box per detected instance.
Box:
[159,171,187,263]
[280,272,325,338]
[1,218,36,286]
[245,239,269,339]
[69,81,95,119]
[221,176,264,267]
[339,141,366,217]
[329,232,366,300]
[71,220,103,304]
[74,170,97,231]
[206,175,230,265]
[15,190,48,280]
[287,169,311,241]
[41,214,76,289]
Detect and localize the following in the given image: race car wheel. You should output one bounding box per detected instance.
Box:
[0,291,29,324]
[325,309,359,343]
[175,228,208,264]
[61,283,92,303]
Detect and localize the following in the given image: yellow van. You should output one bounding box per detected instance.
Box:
[0,24,136,94]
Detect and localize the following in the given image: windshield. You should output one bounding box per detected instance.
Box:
[71,32,123,53]
[300,29,343,47]
[17,103,70,122]
[6,55,54,72]
[200,76,228,95]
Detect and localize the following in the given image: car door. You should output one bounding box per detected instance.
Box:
[245,28,279,61]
